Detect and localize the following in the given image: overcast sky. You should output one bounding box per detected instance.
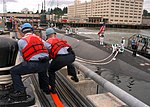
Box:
[0,0,149,13]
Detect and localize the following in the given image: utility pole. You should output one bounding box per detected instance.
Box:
[32,8,34,27]
[38,4,40,14]
[56,0,59,22]
[42,2,43,13]
[44,0,46,13]
[3,0,7,17]
[85,1,87,22]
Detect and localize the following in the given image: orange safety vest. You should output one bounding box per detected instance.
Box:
[22,34,48,61]
[46,37,70,59]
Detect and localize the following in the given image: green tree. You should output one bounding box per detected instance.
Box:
[63,7,67,14]
[46,7,67,16]
[53,7,63,15]
[143,9,150,16]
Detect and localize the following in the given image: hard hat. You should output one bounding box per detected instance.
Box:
[21,23,33,32]
[46,28,56,36]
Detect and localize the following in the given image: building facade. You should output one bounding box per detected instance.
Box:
[142,16,150,25]
[68,0,144,25]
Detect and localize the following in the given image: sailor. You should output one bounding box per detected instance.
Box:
[68,26,71,34]
[141,37,148,52]
[75,28,78,34]
[65,26,69,34]
[50,23,54,27]
[45,28,79,94]
[99,33,104,45]
[120,37,125,53]
[112,44,118,54]
[9,23,50,100]
[131,37,138,57]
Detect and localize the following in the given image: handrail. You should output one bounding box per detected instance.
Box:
[0,66,14,71]
[73,61,149,107]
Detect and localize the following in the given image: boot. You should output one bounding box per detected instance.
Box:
[9,90,27,100]
[49,87,56,94]
[71,76,79,82]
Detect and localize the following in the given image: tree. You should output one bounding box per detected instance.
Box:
[21,8,29,13]
[35,10,39,14]
[53,7,63,15]
[46,7,67,16]
[143,9,150,16]
[63,7,67,14]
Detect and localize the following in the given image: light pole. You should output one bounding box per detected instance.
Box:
[32,8,34,27]
[25,11,27,22]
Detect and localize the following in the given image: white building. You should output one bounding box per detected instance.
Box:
[68,0,144,25]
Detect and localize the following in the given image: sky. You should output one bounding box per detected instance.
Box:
[0,0,149,13]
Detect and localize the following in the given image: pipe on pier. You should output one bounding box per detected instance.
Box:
[73,61,149,107]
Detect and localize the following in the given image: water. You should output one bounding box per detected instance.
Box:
[77,28,150,46]
[77,27,150,106]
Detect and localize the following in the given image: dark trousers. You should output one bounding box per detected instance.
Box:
[132,45,138,56]
[10,61,49,92]
[48,53,77,89]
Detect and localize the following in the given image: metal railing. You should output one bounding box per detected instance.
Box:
[73,61,149,107]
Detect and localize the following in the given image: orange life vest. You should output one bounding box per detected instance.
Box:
[46,37,70,59]
[22,34,48,61]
